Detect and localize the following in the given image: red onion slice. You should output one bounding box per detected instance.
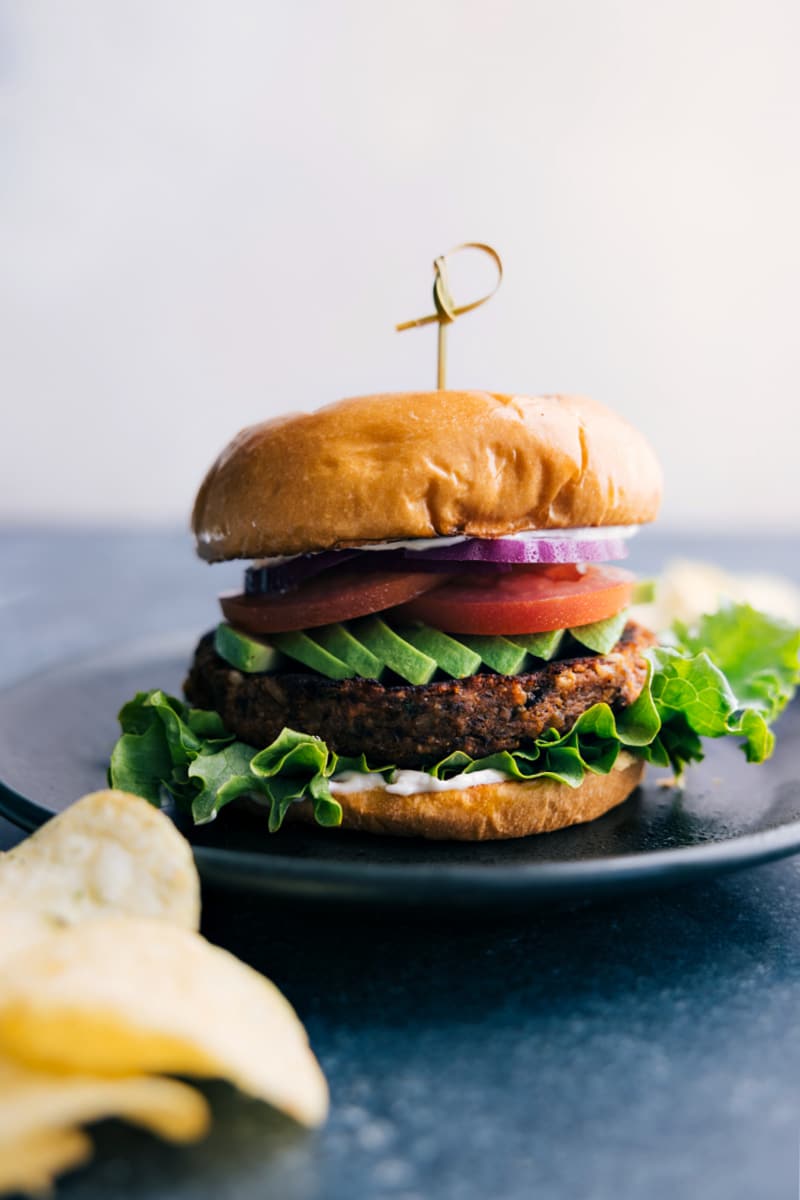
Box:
[244,533,630,594]
[405,536,629,564]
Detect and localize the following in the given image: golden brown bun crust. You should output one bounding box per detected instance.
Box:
[288,758,645,841]
[192,391,663,561]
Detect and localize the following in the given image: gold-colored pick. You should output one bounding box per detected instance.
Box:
[396,242,503,389]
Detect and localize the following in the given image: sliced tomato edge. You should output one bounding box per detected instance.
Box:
[219,564,636,636]
[218,570,451,633]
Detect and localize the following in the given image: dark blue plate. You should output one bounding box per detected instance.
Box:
[1,636,800,910]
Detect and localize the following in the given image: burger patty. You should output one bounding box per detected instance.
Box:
[184,621,654,768]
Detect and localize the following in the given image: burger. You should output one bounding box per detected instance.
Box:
[109,391,798,839]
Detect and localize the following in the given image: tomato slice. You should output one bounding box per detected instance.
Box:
[391,565,635,635]
[220,569,450,634]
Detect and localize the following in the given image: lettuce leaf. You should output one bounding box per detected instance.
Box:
[107,602,799,830]
[110,697,354,831]
[188,742,260,825]
[672,604,800,720]
[652,602,800,767]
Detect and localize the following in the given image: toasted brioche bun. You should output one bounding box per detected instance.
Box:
[287,756,645,841]
[192,391,662,561]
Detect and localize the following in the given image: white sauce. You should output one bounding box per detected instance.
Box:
[330,768,515,796]
[329,752,638,797]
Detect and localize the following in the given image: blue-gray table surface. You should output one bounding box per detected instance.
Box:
[2,527,800,1200]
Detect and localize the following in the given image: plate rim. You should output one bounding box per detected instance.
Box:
[2,633,800,900]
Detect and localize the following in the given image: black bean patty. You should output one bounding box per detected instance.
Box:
[184,622,654,767]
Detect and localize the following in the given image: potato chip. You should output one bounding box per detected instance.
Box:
[0,1126,91,1196]
[0,907,63,967]
[0,1058,209,1145]
[0,916,328,1128]
[0,1058,209,1196]
[0,790,199,930]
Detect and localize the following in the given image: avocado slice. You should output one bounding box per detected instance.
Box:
[214,623,281,674]
[399,624,482,679]
[315,623,383,679]
[271,631,354,680]
[570,609,628,655]
[460,634,528,676]
[510,629,565,662]
[354,617,437,685]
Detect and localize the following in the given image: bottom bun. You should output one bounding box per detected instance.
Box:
[289,756,645,842]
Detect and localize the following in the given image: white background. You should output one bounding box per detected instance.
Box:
[2,1,799,531]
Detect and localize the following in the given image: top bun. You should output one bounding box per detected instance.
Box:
[192,391,663,561]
